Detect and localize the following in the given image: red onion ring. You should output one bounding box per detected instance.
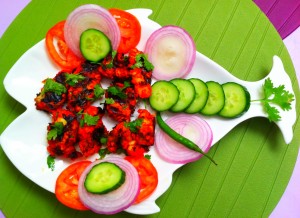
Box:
[78,156,140,215]
[144,25,196,80]
[155,114,213,164]
[64,4,120,58]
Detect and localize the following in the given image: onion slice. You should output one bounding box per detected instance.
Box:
[78,156,140,215]
[155,114,213,164]
[64,4,120,58]
[144,25,196,80]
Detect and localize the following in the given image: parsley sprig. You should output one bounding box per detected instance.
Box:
[254,78,294,122]
[107,81,131,99]
[47,122,64,140]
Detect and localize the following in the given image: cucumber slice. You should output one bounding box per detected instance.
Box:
[200,81,225,115]
[218,82,251,118]
[80,28,112,62]
[149,80,179,111]
[170,78,196,112]
[84,162,125,194]
[185,78,209,113]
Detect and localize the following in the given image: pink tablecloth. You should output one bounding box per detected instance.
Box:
[0,1,299,217]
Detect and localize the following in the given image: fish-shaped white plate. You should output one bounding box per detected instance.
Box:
[0,9,296,215]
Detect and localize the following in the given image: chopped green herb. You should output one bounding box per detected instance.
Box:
[80,114,100,127]
[105,98,115,104]
[94,84,105,98]
[131,54,154,71]
[253,78,295,122]
[144,154,151,160]
[98,148,110,159]
[124,118,143,132]
[42,79,66,95]
[105,50,117,69]
[47,122,64,140]
[107,81,131,99]
[65,73,85,86]
[100,137,108,144]
[47,155,55,171]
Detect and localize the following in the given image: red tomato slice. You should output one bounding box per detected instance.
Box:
[109,8,141,53]
[55,160,91,210]
[125,156,158,204]
[45,21,83,70]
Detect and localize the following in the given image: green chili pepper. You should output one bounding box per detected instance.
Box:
[156,112,217,165]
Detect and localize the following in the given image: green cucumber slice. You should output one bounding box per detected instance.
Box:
[80,28,112,62]
[185,78,209,113]
[218,82,251,118]
[84,162,125,194]
[200,81,225,115]
[149,80,179,111]
[170,78,196,112]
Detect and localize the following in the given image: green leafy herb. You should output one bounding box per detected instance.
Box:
[42,79,66,95]
[144,154,151,160]
[47,122,64,140]
[105,50,117,69]
[131,54,154,71]
[94,84,105,98]
[124,118,143,132]
[254,78,294,122]
[80,114,99,127]
[47,155,55,171]
[100,137,108,144]
[105,98,115,104]
[107,81,131,99]
[65,73,85,86]
[98,148,110,159]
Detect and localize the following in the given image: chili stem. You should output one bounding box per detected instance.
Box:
[156,112,217,165]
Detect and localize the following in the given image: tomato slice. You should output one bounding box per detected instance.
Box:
[55,160,91,210]
[45,21,83,70]
[109,8,141,53]
[125,156,158,204]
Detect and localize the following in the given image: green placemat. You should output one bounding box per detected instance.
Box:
[0,0,299,217]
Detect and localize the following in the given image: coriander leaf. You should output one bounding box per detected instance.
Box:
[105,98,115,104]
[271,85,294,111]
[81,114,99,126]
[42,79,66,95]
[105,50,117,69]
[263,78,274,99]
[47,122,64,140]
[124,118,143,132]
[264,102,281,122]
[98,148,110,159]
[65,73,85,86]
[144,154,151,160]
[253,78,295,122]
[131,54,154,71]
[47,155,55,171]
[107,86,127,99]
[94,84,105,98]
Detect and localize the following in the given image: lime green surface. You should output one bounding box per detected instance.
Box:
[1,0,299,217]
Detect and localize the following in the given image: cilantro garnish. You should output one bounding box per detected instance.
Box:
[65,73,85,86]
[131,54,154,71]
[42,79,66,95]
[79,113,100,127]
[105,50,117,69]
[94,84,105,98]
[47,155,55,171]
[144,154,151,160]
[98,148,110,159]
[254,78,294,122]
[105,98,115,104]
[124,118,143,132]
[47,122,64,140]
[107,81,131,99]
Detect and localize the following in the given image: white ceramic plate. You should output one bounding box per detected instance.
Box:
[0,9,296,215]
